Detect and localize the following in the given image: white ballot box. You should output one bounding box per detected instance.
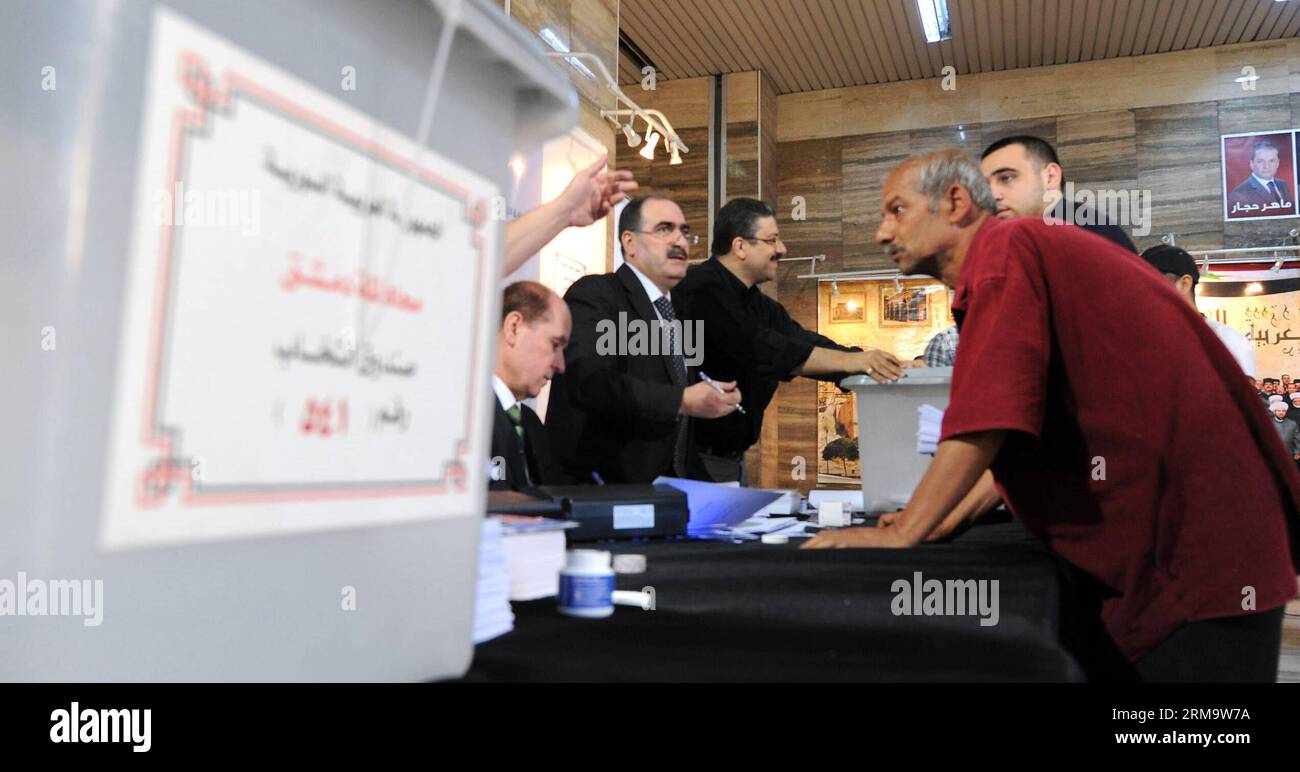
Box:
[0,0,574,681]
[840,368,953,514]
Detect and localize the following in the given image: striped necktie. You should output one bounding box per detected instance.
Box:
[652,295,689,477]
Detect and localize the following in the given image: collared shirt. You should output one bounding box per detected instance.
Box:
[625,261,670,322]
[922,324,959,367]
[941,216,1299,662]
[492,374,518,412]
[1252,174,1282,194]
[674,257,860,457]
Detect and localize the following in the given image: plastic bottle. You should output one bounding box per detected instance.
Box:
[557,549,615,618]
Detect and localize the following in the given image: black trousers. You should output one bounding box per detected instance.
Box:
[1127,606,1285,683]
[1056,561,1287,682]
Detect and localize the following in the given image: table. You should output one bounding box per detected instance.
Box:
[465,520,1086,682]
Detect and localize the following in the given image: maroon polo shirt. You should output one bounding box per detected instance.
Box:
[940,216,1300,661]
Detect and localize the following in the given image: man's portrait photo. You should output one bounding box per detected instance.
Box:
[1222,131,1298,221]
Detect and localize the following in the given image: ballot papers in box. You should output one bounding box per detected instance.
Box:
[840,367,953,514]
[917,404,945,455]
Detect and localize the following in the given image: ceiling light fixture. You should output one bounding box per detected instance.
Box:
[917,0,951,43]
[541,48,689,166]
[640,129,660,161]
[621,122,642,148]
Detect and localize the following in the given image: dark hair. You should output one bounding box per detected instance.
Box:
[1140,244,1200,286]
[981,134,1064,187]
[501,281,555,326]
[1251,140,1280,160]
[711,197,775,257]
[617,193,674,240]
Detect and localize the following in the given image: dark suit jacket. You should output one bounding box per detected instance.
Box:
[545,264,708,483]
[488,397,565,491]
[1230,176,1293,214]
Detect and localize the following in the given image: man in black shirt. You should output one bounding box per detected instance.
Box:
[674,198,905,483]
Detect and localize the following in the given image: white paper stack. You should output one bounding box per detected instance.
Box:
[472,517,514,644]
[499,518,574,601]
[917,404,945,455]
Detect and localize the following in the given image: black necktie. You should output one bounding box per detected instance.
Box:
[1269,180,1284,203]
[652,295,689,476]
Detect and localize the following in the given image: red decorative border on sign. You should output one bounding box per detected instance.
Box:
[135,51,491,508]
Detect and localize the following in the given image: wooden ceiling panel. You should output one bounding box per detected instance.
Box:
[614,0,1299,94]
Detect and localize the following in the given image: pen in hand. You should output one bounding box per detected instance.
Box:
[698,371,746,414]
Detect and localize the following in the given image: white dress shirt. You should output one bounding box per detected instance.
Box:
[1206,318,1257,379]
[627,262,670,322]
[492,375,518,412]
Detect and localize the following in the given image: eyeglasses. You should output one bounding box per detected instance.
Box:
[745,235,784,247]
[633,223,700,245]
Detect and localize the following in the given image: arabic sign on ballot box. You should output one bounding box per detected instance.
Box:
[101,8,499,549]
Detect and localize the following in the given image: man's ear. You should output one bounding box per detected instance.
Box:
[947,183,973,224]
[732,236,749,260]
[620,230,635,258]
[501,311,523,345]
[1042,162,1063,192]
[1177,275,1196,296]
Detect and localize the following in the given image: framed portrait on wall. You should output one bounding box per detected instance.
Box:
[1221,130,1298,221]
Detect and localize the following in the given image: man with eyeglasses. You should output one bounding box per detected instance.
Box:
[674,197,906,483]
[546,194,742,484]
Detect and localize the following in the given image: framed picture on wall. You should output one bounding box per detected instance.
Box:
[829,293,866,322]
[879,284,929,326]
[1221,130,1298,221]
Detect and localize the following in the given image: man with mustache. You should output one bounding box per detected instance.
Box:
[917,135,1139,368]
[806,149,1300,683]
[546,194,741,484]
[674,197,905,483]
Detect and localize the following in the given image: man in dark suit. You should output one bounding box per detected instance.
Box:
[488,281,571,491]
[546,194,742,484]
[1229,141,1293,216]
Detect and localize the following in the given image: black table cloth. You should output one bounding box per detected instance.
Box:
[464,520,1086,682]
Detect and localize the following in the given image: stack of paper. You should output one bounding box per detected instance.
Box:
[472,517,514,644]
[729,515,813,539]
[917,404,945,455]
[499,517,575,601]
[652,476,784,539]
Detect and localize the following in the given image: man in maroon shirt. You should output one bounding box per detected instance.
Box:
[805,149,1300,681]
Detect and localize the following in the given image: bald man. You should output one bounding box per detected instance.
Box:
[489,281,571,490]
